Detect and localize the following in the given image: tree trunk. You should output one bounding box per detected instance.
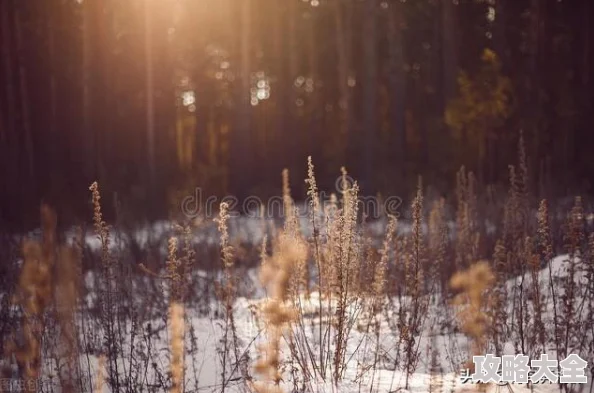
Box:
[1,0,16,157]
[14,1,35,182]
[82,0,92,180]
[441,0,458,103]
[362,0,377,193]
[528,0,544,184]
[272,0,286,182]
[285,0,298,172]
[48,4,57,167]
[145,0,156,194]
[230,0,252,198]
[582,0,591,89]
[387,1,407,190]
[493,0,508,66]
[334,0,352,170]
[306,4,320,162]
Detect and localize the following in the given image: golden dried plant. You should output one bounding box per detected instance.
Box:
[450,261,495,371]
[254,234,306,392]
[9,204,58,382]
[169,302,185,393]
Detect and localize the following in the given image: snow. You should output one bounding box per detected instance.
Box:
[3,253,579,392]
[6,213,593,392]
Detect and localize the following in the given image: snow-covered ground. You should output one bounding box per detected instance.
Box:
[2,253,581,393]
[5,202,593,393]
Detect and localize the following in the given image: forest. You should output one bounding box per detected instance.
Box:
[1,0,593,230]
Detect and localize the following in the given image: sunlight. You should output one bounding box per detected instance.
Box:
[181,91,195,107]
[487,6,496,22]
[251,71,271,106]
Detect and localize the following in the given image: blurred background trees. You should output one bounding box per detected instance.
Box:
[0,0,592,230]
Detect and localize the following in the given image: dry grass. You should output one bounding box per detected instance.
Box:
[1,147,593,393]
[253,234,305,393]
[450,261,495,368]
[169,302,185,393]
